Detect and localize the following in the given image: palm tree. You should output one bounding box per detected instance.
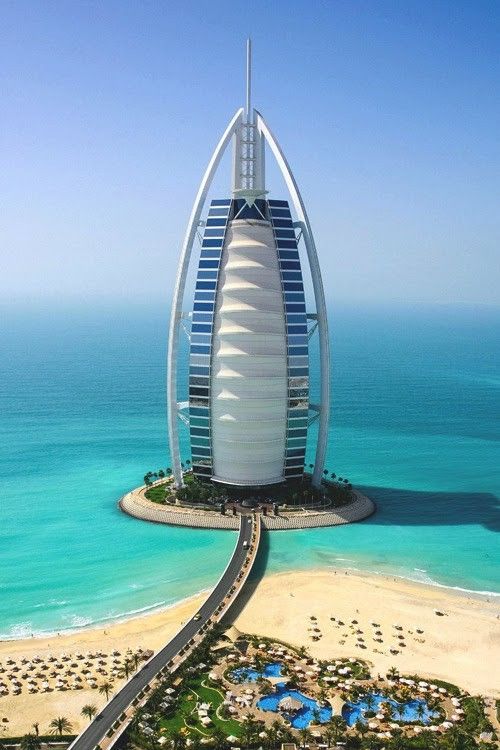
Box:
[99,680,113,701]
[387,666,399,680]
[20,735,42,750]
[48,717,73,736]
[327,715,347,743]
[364,693,376,711]
[117,658,133,680]
[167,729,187,750]
[355,719,368,736]
[210,728,227,750]
[243,713,259,748]
[81,704,98,721]
[415,701,426,722]
[31,724,39,737]
[299,727,312,748]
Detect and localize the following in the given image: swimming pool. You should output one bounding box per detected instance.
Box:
[342,692,437,726]
[231,662,283,682]
[257,682,332,729]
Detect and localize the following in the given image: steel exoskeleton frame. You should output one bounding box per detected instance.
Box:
[166,110,330,489]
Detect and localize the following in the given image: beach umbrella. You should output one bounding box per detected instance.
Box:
[430,726,440,732]
[376,713,384,720]
[368,722,378,729]
[228,706,237,714]
[226,736,238,744]
[439,687,447,694]
[418,681,428,687]
[451,715,460,721]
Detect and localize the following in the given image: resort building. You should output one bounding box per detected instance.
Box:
[167,42,330,490]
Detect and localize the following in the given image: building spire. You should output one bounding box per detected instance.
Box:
[245,38,252,122]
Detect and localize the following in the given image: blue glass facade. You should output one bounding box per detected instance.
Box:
[268,200,309,479]
[189,199,231,478]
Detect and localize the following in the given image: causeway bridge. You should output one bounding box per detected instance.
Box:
[68,513,261,750]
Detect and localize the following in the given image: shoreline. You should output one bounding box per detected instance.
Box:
[1,565,498,643]
[1,568,499,735]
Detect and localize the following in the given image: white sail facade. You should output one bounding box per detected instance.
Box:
[211,219,288,485]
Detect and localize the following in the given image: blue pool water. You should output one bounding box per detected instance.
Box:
[342,692,437,726]
[258,682,332,728]
[231,662,283,682]
[0,303,499,637]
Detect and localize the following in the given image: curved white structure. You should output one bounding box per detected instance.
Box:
[166,42,330,489]
[211,220,287,485]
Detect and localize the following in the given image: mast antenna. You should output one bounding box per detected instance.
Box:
[245,37,252,121]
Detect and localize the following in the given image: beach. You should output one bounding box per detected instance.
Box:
[0,569,498,736]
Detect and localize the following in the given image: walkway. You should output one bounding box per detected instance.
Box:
[68,514,261,750]
[119,489,375,530]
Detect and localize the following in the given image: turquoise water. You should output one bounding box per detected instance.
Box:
[231,662,284,682]
[342,693,437,726]
[0,302,498,639]
[257,682,332,728]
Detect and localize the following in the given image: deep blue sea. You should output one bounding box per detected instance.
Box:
[0,302,498,639]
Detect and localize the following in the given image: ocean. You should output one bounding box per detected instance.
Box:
[0,302,498,638]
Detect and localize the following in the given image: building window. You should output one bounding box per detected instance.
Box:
[191,437,211,448]
[202,239,224,248]
[287,428,308,438]
[192,312,214,323]
[288,346,309,356]
[193,466,212,475]
[275,228,296,238]
[191,447,211,457]
[190,426,210,437]
[288,335,308,346]
[189,376,210,387]
[190,416,210,427]
[191,334,212,346]
[197,271,218,279]
[281,261,301,271]
[268,199,288,208]
[287,324,308,335]
[286,447,306,458]
[206,218,227,227]
[190,344,211,354]
[200,249,222,259]
[277,239,297,248]
[283,282,304,292]
[199,260,219,269]
[194,291,216,302]
[289,368,309,377]
[272,218,294,228]
[270,208,291,217]
[279,251,299,262]
[193,303,214,312]
[189,366,210,376]
[190,406,209,417]
[189,386,209,397]
[204,228,226,237]
[191,324,212,334]
[281,271,302,281]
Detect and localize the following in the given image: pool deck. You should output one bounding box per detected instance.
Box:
[118,484,375,530]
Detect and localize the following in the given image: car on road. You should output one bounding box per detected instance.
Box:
[193,613,201,621]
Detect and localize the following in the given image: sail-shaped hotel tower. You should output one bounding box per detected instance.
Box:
[167,42,330,491]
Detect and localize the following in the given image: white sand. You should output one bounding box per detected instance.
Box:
[0,570,498,736]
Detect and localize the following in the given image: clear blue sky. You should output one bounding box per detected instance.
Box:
[1,0,499,305]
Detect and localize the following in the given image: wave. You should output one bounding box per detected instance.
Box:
[0,589,212,641]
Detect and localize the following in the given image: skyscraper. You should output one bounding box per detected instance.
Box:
[167,41,330,490]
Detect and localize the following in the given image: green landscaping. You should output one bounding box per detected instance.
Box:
[159,675,242,738]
